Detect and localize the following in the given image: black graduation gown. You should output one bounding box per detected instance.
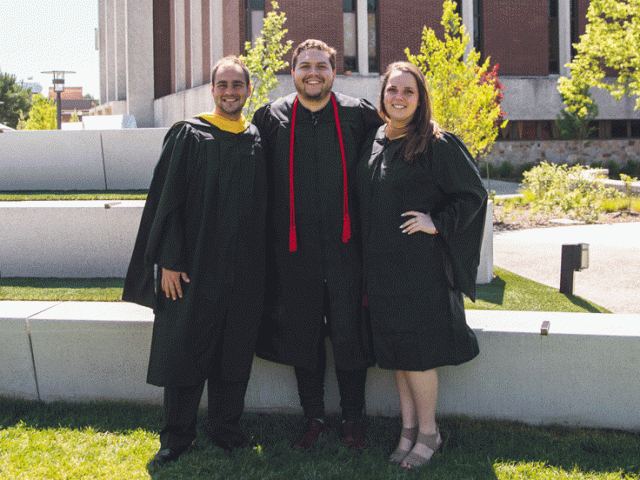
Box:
[252,92,383,371]
[122,117,267,386]
[357,128,487,371]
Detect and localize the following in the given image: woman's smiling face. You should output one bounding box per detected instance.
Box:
[383,70,419,127]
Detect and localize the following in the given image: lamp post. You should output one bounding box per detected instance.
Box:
[41,70,75,130]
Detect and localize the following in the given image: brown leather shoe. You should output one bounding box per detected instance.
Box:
[343,420,367,450]
[293,419,327,450]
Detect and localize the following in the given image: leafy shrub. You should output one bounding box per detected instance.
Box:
[517,162,536,177]
[606,160,621,179]
[522,162,624,222]
[498,161,515,179]
[479,161,496,179]
[621,160,640,178]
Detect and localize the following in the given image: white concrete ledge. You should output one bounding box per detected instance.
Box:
[0,129,167,191]
[0,201,494,282]
[0,200,143,277]
[2,302,638,431]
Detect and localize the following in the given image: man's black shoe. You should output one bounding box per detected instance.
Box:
[151,448,184,467]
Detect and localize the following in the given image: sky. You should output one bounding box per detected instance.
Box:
[0,0,100,99]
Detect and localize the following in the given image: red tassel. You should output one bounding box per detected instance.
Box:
[342,214,351,243]
[289,227,297,252]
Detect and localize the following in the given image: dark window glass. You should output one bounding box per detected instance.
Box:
[549,0,559,74]
[570,0,579,59]
[611,120,628,138]
[344,0,357,72]
[630,120,640,138]
[473,0,483,55]
[368,0,378,72]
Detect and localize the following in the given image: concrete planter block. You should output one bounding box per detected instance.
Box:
[0,200,143,277]
[0,131,105,190]
[100,129,168,190]
[477,200,494,285]
[3,301,640,430]
[27,302,162,404]
[0,302,57,400]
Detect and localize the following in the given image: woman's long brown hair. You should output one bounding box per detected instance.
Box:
[379,61,442,163]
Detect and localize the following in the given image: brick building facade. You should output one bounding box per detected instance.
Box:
[96,0,640,136]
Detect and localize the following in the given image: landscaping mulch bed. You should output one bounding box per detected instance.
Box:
[493,205,640,231]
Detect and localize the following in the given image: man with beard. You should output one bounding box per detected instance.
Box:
[123,56,267,466]
[252,39,383,450]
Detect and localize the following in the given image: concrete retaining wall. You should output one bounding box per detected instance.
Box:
[484,139,640,170]
[2,301,639,431]
[0,129,167,191]
[0,200,494,282]
[2,128,637,193]
[0,201,143,277]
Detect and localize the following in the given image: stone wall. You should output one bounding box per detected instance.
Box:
[484,139,640,170]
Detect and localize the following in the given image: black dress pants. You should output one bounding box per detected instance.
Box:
[160,377,249,451]
[294,283,368,422]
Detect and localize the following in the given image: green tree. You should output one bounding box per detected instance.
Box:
[556,86,599,140]
[558,0,640,113]
[0,71,32,129]
[239,1,293,120]
[556,85,599,164]
[24,94,57,130]
[556,88,598,165]
[70,109,81,123]
[405,0,506,160]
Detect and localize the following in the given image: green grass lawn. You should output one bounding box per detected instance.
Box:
[0,190,148,201]
[1,398,638,480]
[0,267,610,313]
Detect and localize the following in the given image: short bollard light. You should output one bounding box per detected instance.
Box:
[559,243,589,295]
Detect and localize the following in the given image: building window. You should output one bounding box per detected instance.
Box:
[631,120,640,138]
[570,0,580,59]
[611,120,629,139]
[368,0,378,72]
[247,0,265,44]
[344,0,357,72]
[549,0,560,74]
[473,0,483,55]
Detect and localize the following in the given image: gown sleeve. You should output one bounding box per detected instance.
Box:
[429,132,488,301]
[122,122,194,308]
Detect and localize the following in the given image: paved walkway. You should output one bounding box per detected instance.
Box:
[480,180,640,314]
[493,223,640,314]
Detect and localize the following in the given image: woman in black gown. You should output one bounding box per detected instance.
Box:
[357,62,487,469]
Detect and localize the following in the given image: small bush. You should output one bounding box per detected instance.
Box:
[621,160,640,178]
[606,160,621,179]
[480,161,497,179]
[498,161,515,179]
[522,162,624,222]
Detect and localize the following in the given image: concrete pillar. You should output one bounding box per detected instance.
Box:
[559,0,571,77]
[115,0,127,100]
[125,0,155,127]
[98,0,107,104]
[174,0,187,92]
[190,0,204,88]
[105,0,116,102]
[462,0,474,56]
[356,0,368,75]
[210,0,224,65]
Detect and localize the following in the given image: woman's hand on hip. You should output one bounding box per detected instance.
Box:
[400,211,438,235]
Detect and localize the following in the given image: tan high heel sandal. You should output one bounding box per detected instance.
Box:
[400,427,442,470]
[388,426,418,464]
